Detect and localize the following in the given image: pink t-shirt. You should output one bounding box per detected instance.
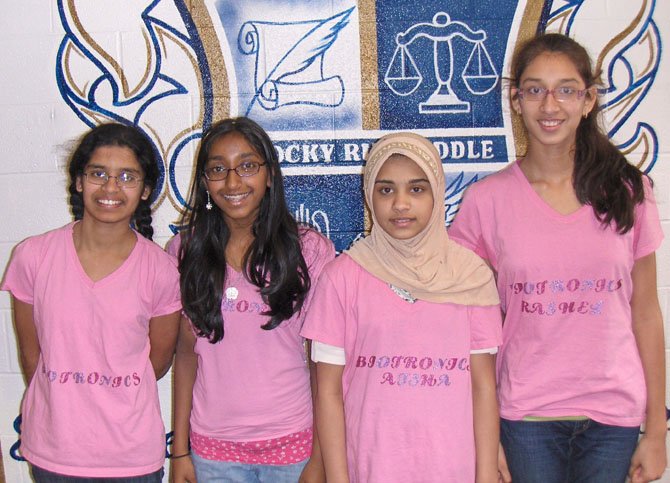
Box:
[1,222,181,477]
[168,229,335,441]
[300,254,503,483]
[448,161,664,426]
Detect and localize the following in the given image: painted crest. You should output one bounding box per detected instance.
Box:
[52,0,661,254]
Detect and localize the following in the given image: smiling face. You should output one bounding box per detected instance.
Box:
[371,154,434,240]
[512,52,596,153]
[76,145,151,228]
[204,131,270,231]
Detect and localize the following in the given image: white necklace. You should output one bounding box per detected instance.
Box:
[225,268,245,300]
[389,284,416,304]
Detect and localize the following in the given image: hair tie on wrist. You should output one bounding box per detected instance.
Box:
[171,452,191,459]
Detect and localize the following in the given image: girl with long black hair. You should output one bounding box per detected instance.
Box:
[170,117,334,482]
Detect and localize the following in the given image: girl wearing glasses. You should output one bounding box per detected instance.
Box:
[449,33,666,482]
[2,123,182,481]
[169,117,334,482]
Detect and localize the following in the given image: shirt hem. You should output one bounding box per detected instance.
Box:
[190,423,313,443]
[152,300,182,318]
[22,447,164,478]
[500,410,644,427]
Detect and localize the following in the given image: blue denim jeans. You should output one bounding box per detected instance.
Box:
[31,465,164,482]
[191,452,307,483]
[501,418,640,483]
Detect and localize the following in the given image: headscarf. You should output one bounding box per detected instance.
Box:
[346,132,499,306]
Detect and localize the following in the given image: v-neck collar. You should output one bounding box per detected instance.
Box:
[67,221,140,289]
[511,160,590,223]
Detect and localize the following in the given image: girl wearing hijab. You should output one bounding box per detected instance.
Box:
[301,132,503,482]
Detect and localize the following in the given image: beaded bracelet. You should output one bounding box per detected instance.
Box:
[171,452,191,459]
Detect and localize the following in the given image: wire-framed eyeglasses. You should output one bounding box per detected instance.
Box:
[203,161,266,181]
[83,169,143,189]
[517,86,588,103]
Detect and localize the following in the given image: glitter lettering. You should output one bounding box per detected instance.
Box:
[41,365,142,390]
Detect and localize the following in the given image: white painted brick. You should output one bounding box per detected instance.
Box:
[0,36,71,105]
[662,291,669,348]
[1,434,32,483]
[0,375,24,432]
[0,1,53,37]
[659,222,670,289]
[0,310,14,374]
[0,172,70,229]
[0,103,86,174]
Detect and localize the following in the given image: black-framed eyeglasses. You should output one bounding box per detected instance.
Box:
[517,86,587,103]
[83,169,143,189]
[203,161,266,181]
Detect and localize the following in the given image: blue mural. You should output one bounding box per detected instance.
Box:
[216,0,359,131]
[377,3,510,129]
[239,7,354,115]
[52,0,663,253]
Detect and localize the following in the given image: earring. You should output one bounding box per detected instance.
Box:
[205,191,212,210]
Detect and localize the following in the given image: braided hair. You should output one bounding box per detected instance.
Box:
[67,123,160,240]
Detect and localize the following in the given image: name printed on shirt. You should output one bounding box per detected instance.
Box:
[356,354,470,389]
[222,297,269,315]
[40,363,141,389]
[511,277,623,318]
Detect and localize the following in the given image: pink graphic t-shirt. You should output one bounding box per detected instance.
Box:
[168,229,335,443]
[301,254,502,483]
[1,222,181,477]
[449,161,664,426]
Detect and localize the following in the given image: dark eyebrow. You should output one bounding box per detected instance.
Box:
[521,77,581,84]
[409,178,430,184]
[207,152,261,163]
[85,163,141,174]
[374,179,395,185]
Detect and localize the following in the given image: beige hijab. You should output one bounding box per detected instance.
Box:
[346,132,499,306]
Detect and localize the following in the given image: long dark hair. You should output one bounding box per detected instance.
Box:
[510,33,645,234]
[178,117,310,343]
[67,122,159,240]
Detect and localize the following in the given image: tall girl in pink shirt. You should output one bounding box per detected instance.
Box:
[449,34,666,483]
[169,117,334,483]
[2,123,182,481]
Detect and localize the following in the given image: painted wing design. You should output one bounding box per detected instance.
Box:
[444,172,479,226]
[265,7,354,82]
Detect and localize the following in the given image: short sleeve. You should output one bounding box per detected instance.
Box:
[1,238,38,304]
[300,260,347,348]
[165,233,181,258]
[632,176,664,260]
[150,250,182,318]
[300,229,336,313]
[448,186,489,261]
[468,304,502,352]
